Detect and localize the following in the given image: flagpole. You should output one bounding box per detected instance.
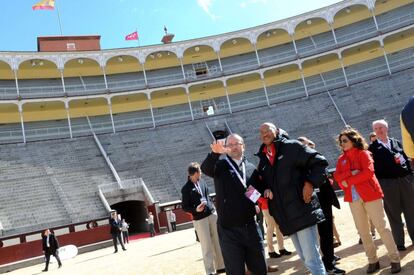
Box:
[56,1,63,35]
[136,28,140,47]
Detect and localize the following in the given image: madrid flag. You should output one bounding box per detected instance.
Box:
[32,0,55,10]
[125,31,139,41]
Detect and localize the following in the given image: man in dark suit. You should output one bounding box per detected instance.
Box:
[42,229,62,272]
[110,211,126,253]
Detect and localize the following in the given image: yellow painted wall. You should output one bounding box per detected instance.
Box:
[375,0,413,15]
[384,29,414,53]
[333,5,372,29]
[106,57,142,74]
[257,30,292,49]
[0,104,19,123]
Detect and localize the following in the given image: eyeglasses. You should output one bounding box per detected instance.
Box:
[226,142,243,148]
[339,139,349,144]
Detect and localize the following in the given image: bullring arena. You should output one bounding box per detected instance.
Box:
[0,0,413,274]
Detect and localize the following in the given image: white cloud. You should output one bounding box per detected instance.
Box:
[197,0,217,21]
[240,0,268,8]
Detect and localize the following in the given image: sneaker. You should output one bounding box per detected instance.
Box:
[268,251,281,258]
[327,266,346,274]
[279,249,292,256]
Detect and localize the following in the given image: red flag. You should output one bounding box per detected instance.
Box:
[125,31,138,41]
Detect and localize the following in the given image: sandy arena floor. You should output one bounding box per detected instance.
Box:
[8,199,414,275]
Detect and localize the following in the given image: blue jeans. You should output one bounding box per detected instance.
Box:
[290,225,326,275]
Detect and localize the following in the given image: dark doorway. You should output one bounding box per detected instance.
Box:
[110,200,147,234]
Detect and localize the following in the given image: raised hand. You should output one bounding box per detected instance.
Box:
[210,140,229,155]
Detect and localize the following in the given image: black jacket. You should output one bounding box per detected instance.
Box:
[255,137,327,236]
[181,179,214,220]
[316,177,340,216]
[201,153,263,227]
[368,138,413,179]
[110,218,122,235]
[42,234,59,253]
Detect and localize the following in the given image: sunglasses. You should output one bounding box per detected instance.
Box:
[339,139,349,144]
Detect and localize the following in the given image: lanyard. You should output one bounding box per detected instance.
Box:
[194,181,203,197]
[225,157,247,188]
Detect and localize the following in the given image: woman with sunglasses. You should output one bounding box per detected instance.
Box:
[333,128,401,274]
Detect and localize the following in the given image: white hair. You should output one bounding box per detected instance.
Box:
[372,119,388,128]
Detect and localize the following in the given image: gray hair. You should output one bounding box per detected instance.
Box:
[261,122,277,132]
[372,119,388,128]
[226,133,244,145]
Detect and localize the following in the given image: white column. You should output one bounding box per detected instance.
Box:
[185,86,194,120]
[370,8,380,31]
[179,57,186,81]
[290,34,299,56]
[102,66,109,90]
[148,95,156,128]
[329,23,338,45]
[381,42,392,75]
[13,69,20,97]
[253,43,261,67]
[107,98,116,133]
[260,74,270,106]
[338,53,349,87]
[18,104,26,143]
[141,62,148,86]
[60,69,66,95]
[299,63,309,97]
[216,51,223,72]
[223,82,232,114]
[64,101,73,138]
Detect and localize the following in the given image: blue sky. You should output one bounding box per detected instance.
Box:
[1,0,341,52]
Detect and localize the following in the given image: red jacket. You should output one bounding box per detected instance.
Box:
[334,148,383,202]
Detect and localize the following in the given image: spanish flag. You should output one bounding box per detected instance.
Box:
[32,0,55,10]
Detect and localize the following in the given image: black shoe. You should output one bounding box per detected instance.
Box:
[216,268,226,274]
[58,263,62,268]
[42,269,48,272]
[268,251,281,258]
[397,245,406,251]
[334,254,341,261]
[327,266,346,274]
[122,248,127,251]
[366,262,380,274]
[390,262,401,274]
[279,249,292,256]
[114,250,118,253]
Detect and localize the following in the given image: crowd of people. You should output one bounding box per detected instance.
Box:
[39,97,413,274]
[179,96,413,275]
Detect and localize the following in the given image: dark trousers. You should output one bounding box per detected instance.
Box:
[380,175,414,246]
[44,249,61,270]
[112,233,125,251]
[317,205,334,270]
[171,222,176,231]
[217,222,267,275]
[149,224,155,237]
[122,231,129,244]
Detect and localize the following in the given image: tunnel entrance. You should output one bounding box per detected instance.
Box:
[110,200,148,234]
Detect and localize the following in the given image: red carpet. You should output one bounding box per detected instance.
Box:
[128,232,159,241]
